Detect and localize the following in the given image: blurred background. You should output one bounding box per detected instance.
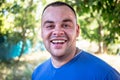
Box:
[0,0,120,80]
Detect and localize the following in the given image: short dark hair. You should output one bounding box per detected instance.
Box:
[42,1,77,19]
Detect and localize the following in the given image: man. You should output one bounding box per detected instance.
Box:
[32,1,120,80]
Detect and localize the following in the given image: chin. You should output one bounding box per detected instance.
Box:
[51,50,65,57]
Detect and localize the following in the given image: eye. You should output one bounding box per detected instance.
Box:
[62,24,70,28]
[45,25,55,29]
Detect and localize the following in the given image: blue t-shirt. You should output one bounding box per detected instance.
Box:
[32,50,120,80]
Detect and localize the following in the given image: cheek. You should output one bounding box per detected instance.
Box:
[42,33,47,40]
[41,30,51,40]
[69,30,78,40]
[41,31,47,41]
[68,29,77,36]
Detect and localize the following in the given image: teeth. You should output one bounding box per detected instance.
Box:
[52,40,66,43]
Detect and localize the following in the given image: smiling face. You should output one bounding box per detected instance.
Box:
[41,6,79,59]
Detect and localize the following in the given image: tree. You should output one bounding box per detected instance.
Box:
[0,0,38,60]
[65,0,120,54]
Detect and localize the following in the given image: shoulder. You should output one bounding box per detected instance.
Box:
[34,58,51,72]
[79,51,114,69]
[79,51,109,65]
[79,51,120,79]
[105,69,120,80]
[32,58,51,79]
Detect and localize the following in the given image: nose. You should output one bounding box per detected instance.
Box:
[52,27,64,36]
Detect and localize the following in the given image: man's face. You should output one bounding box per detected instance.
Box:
[41,6,79,58]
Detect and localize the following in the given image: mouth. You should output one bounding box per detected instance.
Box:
[50,39,67,44]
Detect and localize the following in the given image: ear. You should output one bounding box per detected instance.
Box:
[76,24,80,37]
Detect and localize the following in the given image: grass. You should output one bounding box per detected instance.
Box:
[0,51,120,80]
[0,51,50,80]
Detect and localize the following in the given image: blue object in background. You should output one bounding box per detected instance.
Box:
[33,41,46,52]
[6,41,23,59]
[23,39,31,54]
[0,37,31,60]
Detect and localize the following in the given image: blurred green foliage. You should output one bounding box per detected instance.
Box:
[0,60,33,80]
[0,0,38,58]
[65,0,120,54]
[0,0,120,79]
[0,0,120,56]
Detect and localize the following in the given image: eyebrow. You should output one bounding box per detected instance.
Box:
[62,19,72,23]
[43,20,54,26]
[44,20,54,24]
[43,19,73,26]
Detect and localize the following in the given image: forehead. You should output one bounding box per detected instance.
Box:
[42,6,76,22]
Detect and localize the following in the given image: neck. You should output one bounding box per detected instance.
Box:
[51,47,80,68]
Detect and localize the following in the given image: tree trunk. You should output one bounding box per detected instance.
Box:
[97,19,104,54]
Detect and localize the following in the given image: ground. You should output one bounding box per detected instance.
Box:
[0,51,120,80]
